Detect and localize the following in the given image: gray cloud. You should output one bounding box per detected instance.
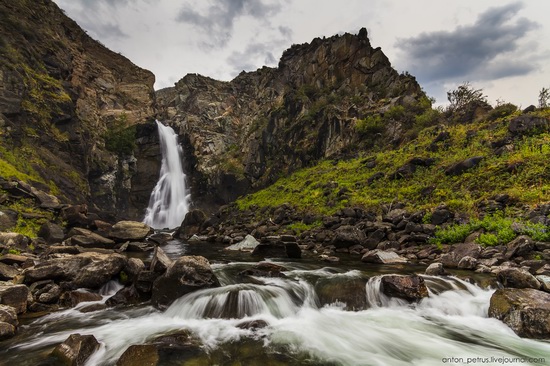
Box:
[226,42,280,75]
[396,2,539,83]
[176,0,283,49]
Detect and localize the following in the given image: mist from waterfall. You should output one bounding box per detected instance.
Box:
[143,120,190,229]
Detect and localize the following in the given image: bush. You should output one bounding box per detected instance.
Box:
[355,115,384,135]
[447,82,487,111]
[487,103,518,121]
[104,115,136,156]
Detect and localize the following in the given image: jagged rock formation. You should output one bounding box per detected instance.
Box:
[157,28,426,210]
[0,0,157,219]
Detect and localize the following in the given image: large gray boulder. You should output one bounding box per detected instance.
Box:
[440,243,482,268]
[24,256,91,284]
[0,284,30,314]
[151,256,220,309]
[489,288,550,338]
[331,225,366,249]
[497,268,541,290]
[380,274,429,302]
[361,250,408,264]
[72,252,127,289]
[109,221,151,241]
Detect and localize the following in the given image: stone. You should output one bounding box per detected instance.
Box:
[457,256,478,270]
[331,225,366,249]
[106,286,140,307]
[60,290,103,308]
[24,255,91,284]
[430,208,454,225]
[0,210,17,231]
[225,234,260,251]
[238,262,288,278]
[380,274,429,302]
[72,252,127,289]
[124,258,145,282]
[116,344,160,366]
[0,322,16,340]
[0,253,29,266]
[0,304,18,327]
[445,156,484,176]
[508,115,550,136]
[535,275,550,293]
[150,246,172,273]
[109,221,151,242]
[30,187,61,209]
[37,222,65,244]
[151,256,220,309]
[135,270,161,297]
[67,228,116,249]
[51,333,100,366]
[175,209,207,238]
[489,288,550,338]
[60,205,89,228]
[0,284,30,314]
[440,243,482,268]
[505,235,535,260]
[497,268,541,289]
[251,242,301,259]
[425,263,447,276]
[315,277,368,310]
[361,250,408,264]
[36,283,62,304]
[0,262,20,281]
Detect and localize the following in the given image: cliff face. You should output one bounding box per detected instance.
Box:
[158,28,426,210]
[0,0,157,219]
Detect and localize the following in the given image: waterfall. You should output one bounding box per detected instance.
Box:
[143,120,190,229]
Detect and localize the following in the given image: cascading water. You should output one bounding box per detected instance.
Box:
[143,120,190,229]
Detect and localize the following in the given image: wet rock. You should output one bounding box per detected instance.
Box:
[315,277,368,310]
[24,255,91,284]
[37,222,65,244]
[440,243,482,268]
[251,242,301,259]
[0,322,16,340]
[361,250,408,264]
[109,221,151,242]
[457,256,478,270]
[238,262,287,278]
[505,235,534,260]
[497,268,540,289]
[151,256,220,309]
[117,344,160,366]
[150,246,172,273]
[106,285,140,307]
[135,270,161,298]
[489,288,550,338]
[51,333,100,366]
[424,263,447,276]
[331,225,366,249]
[0,262,20,281]
[0,304,18,327]
[59,290,103,308]
[175,209,207,239]
[380,274,428,302]
[225,234,260,251]
[71,252,127,289]
[0,283,30,314]
[236,319,269,330]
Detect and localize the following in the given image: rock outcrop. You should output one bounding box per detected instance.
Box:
[0,0,156,219]
[157,28,426,209]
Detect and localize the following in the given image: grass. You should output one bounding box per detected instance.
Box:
[236,108,550,220]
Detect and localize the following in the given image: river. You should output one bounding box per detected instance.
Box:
[2,240,549,365]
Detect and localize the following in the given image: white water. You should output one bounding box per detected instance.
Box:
[8,266,550,366]
[143,120,190,229]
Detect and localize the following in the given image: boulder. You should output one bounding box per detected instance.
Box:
[37,222,65,244]
[109,221,151,242]
[331,225,366,249]
[505,235,535,260]
[445,156,483,176]
[425,263,447,276]
[59,290,103,308]
[67,228,116,249]
[380,274,429,302]
[30,187,61,209]
[0,322,16,340]
[51,333,100,366]
[0,304,18,327]
[0,253,29,266]
[150,246,172,273]
[60,204,88,228]
[537,275,550,293]
[72,252,127,289]
[24,256,91,284]
[36,283,62,304]
[315,277,368,310]
[429,208,454,225]
[361,250,408,264]
[0,210,17,231]
[175,209,207,239]
[0,284,30,314]
[225,235,260,251]
[440,243,482,268]
[508,115,550,136]
[0,262,20,281]
[151,256,220,309]
[124,258,145,282]
[497,268,541,289]
[488,288,550,338]
[457,256,478,270]
[238,262,288,278]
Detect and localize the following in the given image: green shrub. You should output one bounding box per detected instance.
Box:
[487,103,518,121]
[355,115,384,135]
[104,115,136,156]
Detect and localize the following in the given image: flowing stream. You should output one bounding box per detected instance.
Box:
[2,243,549,366]
[143,120,190,229]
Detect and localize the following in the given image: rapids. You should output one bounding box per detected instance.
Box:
[2,246,549,365]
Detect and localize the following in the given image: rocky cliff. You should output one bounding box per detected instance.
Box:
[0,0,157,219]
[157,28,427,210]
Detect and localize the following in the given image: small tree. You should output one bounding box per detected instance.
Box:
[447,82,487,111]
[538,87,549,109]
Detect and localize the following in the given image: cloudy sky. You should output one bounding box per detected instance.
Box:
[52,0,550,107]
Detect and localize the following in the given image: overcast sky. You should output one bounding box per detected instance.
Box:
[51,0,550,107]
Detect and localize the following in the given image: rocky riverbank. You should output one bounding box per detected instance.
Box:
[1,179,550,363]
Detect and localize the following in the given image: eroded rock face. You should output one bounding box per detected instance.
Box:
[151,256,220,309]
[157,28,426,209]
[488,288,550,339]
